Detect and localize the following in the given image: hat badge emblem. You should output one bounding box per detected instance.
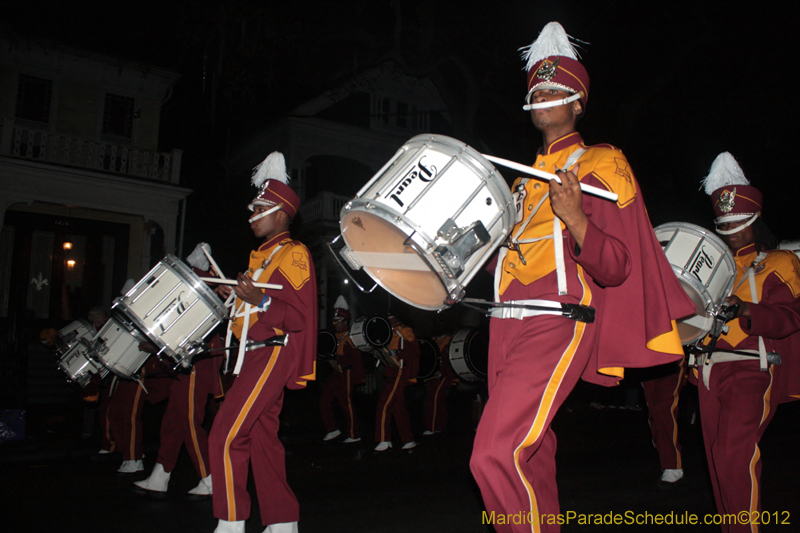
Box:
[536,58,559,81]
[718,188,737,213]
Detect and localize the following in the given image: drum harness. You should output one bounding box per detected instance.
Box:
[690,251,781,389]
[465,148,596,324]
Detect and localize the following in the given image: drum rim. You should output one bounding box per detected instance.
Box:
[416,337,441,380]
[448,327,488,382]
[350,315,392,348]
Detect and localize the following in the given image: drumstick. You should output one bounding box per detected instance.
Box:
[481,154,619,202]
[200,277,283,290]
[201,244,226,279]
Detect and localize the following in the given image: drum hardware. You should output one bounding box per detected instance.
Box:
[317,330,338,360]
[433,219,491,279]
[182,335,289,359]
[417,338,441,381]
[350,315,392,352]
[327,234,380,295]
[56,320,108,387]
[448,328,489,383]
[461,297,596,323]
[481,154,619,202]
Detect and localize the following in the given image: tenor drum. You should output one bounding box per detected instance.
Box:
[113,255,226,367]
[56,320,107,387]
[317,330,337,360]
[350,316,392,351]
[339,134,514,311]
[92,317,151,379]
[448,328,489,383]
[654,222,737,345]
[417,338,441,380]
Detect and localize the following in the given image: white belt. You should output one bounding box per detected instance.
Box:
[694,350,767,390]
[489,299,566,320]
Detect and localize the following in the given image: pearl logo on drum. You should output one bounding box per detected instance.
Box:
[690,246,715,282]
[387,156,437,208]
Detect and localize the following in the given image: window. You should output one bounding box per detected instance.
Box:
[102,93,135,138]
[15,74,53,124]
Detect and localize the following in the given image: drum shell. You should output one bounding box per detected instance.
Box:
[317,330,337,360]
[113,255,226,365]
[448,328,488,383]
[339,134,514,311]
[56,320,106,387]
[417,338,441,380]
[654,222,736,345]
[350,316,392,351]
[93,317,152,379]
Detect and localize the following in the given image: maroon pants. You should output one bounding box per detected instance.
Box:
[471,315,594,533]
[209,344,299,525]
[641,360,687,470]
[698,360,778,533]
[374,368,414,444]
[320,369,360,439]
[423,377,451,433]
[156,356,221,477]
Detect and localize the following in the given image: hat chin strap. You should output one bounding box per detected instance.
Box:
[523,91,581,111]
[248,204,281,224]
[716,213,759,236]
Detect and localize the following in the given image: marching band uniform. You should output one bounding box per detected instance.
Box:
[373,316,420,451]
[423,333,458,435]
[209,152,317,533]
[320,296,365,443]
[469,23,693,532]
[695,153,800,533]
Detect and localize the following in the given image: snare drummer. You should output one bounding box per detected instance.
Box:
[469,22,694,532]
[422,329,458,435]
[319,296,365,443]
[694,152,800,532]
[208,151,317,533]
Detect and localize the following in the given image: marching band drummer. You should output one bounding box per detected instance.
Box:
[209,151,317,533]
[422,329,458,435]
[133,244,225,497]
[373,314,420,452]
[319,295,365,443]
[695,152,800,533]
[469,22,694,532]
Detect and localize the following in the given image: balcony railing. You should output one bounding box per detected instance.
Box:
[0,118,182,184]
[300,191,352,225]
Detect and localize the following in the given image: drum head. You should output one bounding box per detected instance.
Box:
[449,328,489,382]
[317,330,337,359]
[417,338,441,380]
[341,210,447,309]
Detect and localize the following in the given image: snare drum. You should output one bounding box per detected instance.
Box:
[350,316,392,351]
[92,317,151,379]
[654,222,737,345]
[417,338,441,381]
[113,255,226,367]
[448,328,489,383]
[317,330,337,360]
[339,134,514,311]
[56,320,107,387]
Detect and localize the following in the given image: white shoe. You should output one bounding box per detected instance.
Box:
[214,519,245,533]
[343,437,361,443]
[98,449,111,454]
[263,522,299,533]
[187,474,212,496]
[117,459,144,474]
[374,441,392,452]
[323,430,341,441]
[422,430,434,436]
[133,463,170,492]
[660,468,684,483]
[401,441,417,450]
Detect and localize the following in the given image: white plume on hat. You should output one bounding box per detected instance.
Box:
[251,151,290,191]
[186,242,210,271]
[700,152,749,195]
[121,278,136,295]
[333,295,349,310]
[520,22,582,72]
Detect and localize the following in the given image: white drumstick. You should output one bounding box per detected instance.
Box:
[201,243,226,279]
[482,154,619,202]
[200,277,283,290]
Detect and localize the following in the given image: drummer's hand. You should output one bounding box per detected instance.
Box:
[550,165,588,249]
[234,272,265,306]
[724,295,750,318]
[216,285,233,299]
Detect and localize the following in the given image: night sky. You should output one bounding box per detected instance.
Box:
[6,0,800,257]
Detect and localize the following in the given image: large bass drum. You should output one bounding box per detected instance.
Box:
[654,222,737,345]
[350,316,392,352]
[417,338,441,381]
[113,255,226,367]
[448,328,489,383]
[56,320,107,387]
[338,134,514,311]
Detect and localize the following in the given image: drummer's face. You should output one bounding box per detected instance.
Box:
[333,319,348,333]
[250,205,285,240]
[718,220,756,251]
[529,89,581,130]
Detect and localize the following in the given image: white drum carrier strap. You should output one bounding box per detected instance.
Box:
[489,299,567,319]
[746,256,769,371]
